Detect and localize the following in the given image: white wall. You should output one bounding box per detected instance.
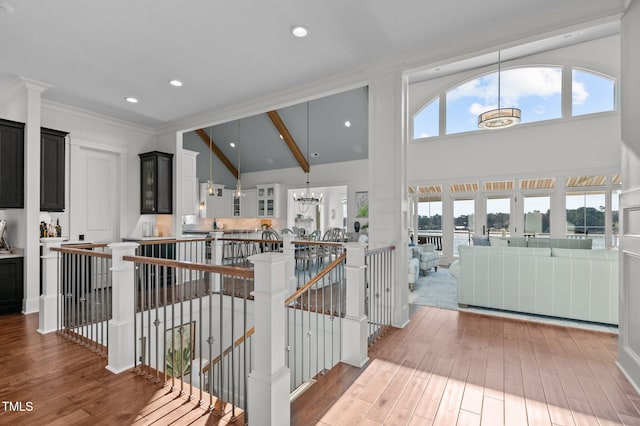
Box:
[408,35,621,187]
[41,102,159,239]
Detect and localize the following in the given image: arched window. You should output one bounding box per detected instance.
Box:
[413,96,439,139]
[572,69,615,116]
[446,67,562,135]
[412,66,615,140]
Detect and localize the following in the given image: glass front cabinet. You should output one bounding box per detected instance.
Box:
[256,183,281,217]
[139,151,173,214]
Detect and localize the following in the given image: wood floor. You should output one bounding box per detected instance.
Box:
[0,313,242,425]
[291,306,640,426]
[3,307,640,425]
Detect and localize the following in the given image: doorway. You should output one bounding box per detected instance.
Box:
[69,145,120,243]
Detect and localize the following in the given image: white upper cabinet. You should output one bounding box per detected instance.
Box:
[181,149,199,215]
[256,183,281,218]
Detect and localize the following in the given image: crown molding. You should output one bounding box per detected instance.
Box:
[42,100,156,136]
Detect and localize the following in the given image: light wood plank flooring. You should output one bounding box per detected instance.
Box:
[0,313,242,425]
[291,306,640,426]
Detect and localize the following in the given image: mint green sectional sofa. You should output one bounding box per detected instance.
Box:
[449,246,618,324]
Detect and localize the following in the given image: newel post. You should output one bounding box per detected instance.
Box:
[106,242,139,374]
[342,242,369,367]
[37,237,64,334]
[281,233,297,294]
[248,252,290,426]
[210,231,224,292]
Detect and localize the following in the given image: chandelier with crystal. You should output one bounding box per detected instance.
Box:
[478,51,521,129]
[293,101,322,213]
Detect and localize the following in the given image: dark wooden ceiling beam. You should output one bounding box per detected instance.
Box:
[195,128,239,179]
[266,110,309,173]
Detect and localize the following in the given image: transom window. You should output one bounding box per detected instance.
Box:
[413,66,616,140]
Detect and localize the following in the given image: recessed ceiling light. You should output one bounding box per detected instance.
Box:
[229,142,236,148]
[344,121,351,128]
[291,25,309,38]
[311,152,319,157]
[169,79,183,87]
[125,97,139,104]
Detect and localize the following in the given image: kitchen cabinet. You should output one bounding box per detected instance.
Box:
[139,151,173,214]
[0,119,25,209]
[0,256,24,315]
[256,184,281,217]
[241,189,257,218]
[40,127,68,211]
[181,149,199,215]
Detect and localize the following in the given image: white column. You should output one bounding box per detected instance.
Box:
[282,233,297,294]
[342,242,369,368]
[37,237,64,334]
[367,70,410,328]
[106,242,139,374]
[618,0,640,393]
[23,79,52,314]
[248,252,290,426]
[209,231,224,291]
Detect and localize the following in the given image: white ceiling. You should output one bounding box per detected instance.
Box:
[0,0,627,128]
[0,0,628,177]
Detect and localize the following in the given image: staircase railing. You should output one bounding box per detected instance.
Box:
[123,253,254,422]
[365,245,395,345]
[51,243,112,356]
[285,252,347,394]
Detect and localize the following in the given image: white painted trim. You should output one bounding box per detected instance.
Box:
[42,100,155,136]
[69,136,129,155]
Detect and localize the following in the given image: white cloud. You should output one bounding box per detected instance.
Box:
[448,67,562,108]
[572,80,589,105]
[468,102,496,116]
[534,106,545,115]
[420,132,430,138]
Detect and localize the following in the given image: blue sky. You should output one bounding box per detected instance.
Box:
[413,67,615,139]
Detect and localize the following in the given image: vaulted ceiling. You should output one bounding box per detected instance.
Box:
[0,0,628,182]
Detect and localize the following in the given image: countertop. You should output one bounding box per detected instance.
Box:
[122,236,178,242]
[0,248,24,259]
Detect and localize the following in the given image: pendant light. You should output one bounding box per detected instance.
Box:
[478,51,521,129]
[234,119,244,198]
[207,126,214,195]
[293,101,323,213]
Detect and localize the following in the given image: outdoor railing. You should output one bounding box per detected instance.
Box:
[365,245,395,345]
[51,243,113,356]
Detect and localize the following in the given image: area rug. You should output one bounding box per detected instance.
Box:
[409,267,458,310]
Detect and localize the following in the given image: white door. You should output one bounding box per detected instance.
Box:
[69,146,119,243]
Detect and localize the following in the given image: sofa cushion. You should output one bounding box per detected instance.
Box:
[490,237,508,247]
[503,237,528,247]
[551,248,618,260]
[529,237,593,249]
[458,246,551,257]
[472,236,490,246]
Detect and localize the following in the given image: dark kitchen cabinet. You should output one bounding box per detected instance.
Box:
[0,257,24,315]
[0,119,25,209]
[40,127,68,211]
[139,151,173,214]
